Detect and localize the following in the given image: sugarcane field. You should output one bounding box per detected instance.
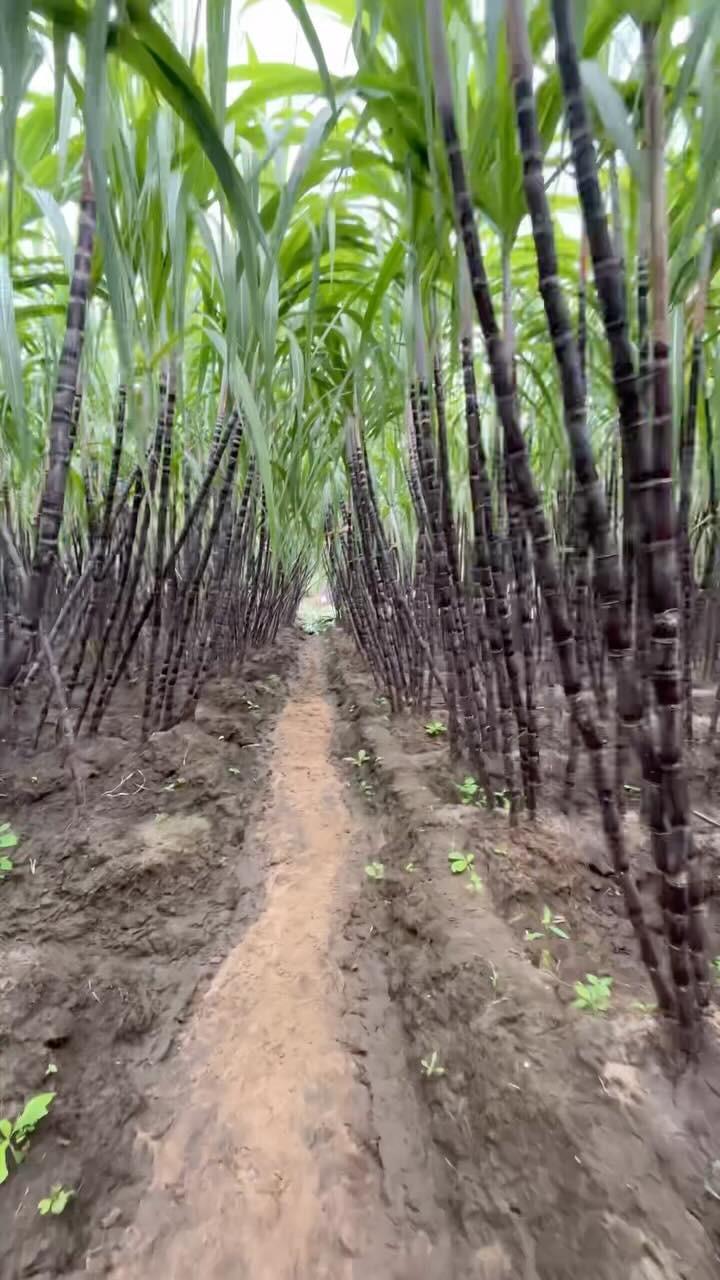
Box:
[2,1,720,1276]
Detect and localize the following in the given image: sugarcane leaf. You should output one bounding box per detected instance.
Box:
[0,0,32,221]
[230,356,278,548]
[0,255,27,453]
[668,0,719,125]
[206,0,231,124]
[485,0,503,78]
[283,0,337,111]
[52,22,69,141]
[85,0,132,370]
[579,60,643,184]
[26,187,74,278]
[37,0,268,267]
[361,237,404,341]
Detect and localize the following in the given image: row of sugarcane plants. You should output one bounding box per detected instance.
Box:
[327,0,712,1054]
[0,158,306,753]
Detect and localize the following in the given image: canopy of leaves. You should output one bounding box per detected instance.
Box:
[0,0,719,569]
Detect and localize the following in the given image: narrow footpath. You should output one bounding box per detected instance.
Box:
[108,639,455,1279]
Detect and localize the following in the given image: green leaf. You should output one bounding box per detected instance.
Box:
[0,0,31,227]
[268,104,337,266]
[0,256,27,451]
[230,356,278,550]
[0,823,19,848]
[12,1092,55,1141]
[85,0,132,370]
[39,1185,73,1214]
[0,1142,9,1186]
[364,861,384,879]
[579,60,643,184]
[114,14,267,255]
[206,0,231,124]
[668,0,719,126]
[361,237,404,342]
[573,974,613,1013]
[26,186,75,277]
[448,850,473,874]
[0,857,13,874]
[52,22,69,142]
[283,0,337,112]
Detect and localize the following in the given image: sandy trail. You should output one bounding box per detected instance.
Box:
[109,639,397,1279]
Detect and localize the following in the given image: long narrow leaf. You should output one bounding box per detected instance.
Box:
[0,254,27,455]
[580,60,643,184]
[283,0,337,111]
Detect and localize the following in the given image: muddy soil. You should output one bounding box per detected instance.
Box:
[2,628,720,1279]
[1,635,299,1278]
[326,631,720,1279]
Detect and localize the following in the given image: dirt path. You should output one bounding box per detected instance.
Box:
[7,631,717,1277]
[108,638,439,1279]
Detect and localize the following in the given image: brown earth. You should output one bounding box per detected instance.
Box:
[2,628,720,1278]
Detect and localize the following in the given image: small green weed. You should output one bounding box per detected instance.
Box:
[448,849,474,875]
[525,905,570,943]
[424,720,447,738]
[0,1092,55,1185]
[0,822,18,849]
[345,749,372,769]
[0,822,18,877]
[457,776,485,806]
[420,1050,445,1077]
[631,1000,658,1015]
[38,1185,74,1216]
[573,974,613,1014]
[364,861,385,880]
[712,956,720,979]
[466,869,484,894]
[345,750,376,799]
